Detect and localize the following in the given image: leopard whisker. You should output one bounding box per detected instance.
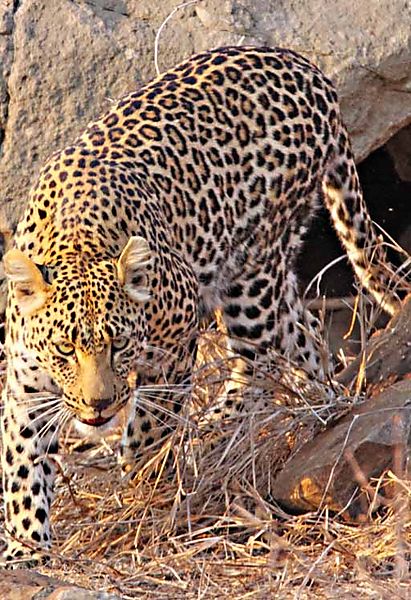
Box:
[32,408,66,445]
[32,410,63,441]
[135,393,193,428]
[137,387,191,405]
[15,397,61,410]
[25,403,62,430]
[139,383,192,393]
[45,408,72,457]
[136,392,187,412]
[15,392,60,402]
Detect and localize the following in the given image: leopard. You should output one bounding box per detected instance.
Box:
[1,45,401,565]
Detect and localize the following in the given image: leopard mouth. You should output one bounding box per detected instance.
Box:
[77,415,113,427]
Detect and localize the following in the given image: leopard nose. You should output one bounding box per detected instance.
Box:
[87,397,113,412]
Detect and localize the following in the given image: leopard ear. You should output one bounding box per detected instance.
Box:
[117,236,151,303]
[3,249,51,315]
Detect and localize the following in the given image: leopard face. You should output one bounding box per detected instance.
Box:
[4,236,152,430]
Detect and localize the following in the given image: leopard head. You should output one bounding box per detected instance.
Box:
[4,236,152,431]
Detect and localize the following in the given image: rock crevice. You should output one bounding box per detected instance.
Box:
[0,0,21,159]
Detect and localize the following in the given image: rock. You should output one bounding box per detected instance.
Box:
[0,0,221,228]
[337,294,411,389]
[0,569,120,600]
[272,379,411,517]
[0,0,409,228]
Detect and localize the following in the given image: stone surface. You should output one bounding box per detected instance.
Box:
[0,0,409,228]
[337,294,411,388]
[272,379,411,517]
[0,569,120,600]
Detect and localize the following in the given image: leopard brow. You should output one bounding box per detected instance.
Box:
[53,331,133,347]
[113,329,133,339]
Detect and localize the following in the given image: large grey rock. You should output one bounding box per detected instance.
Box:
[337,294,411,388]
[0,0,410,228]
[272,379,411,517]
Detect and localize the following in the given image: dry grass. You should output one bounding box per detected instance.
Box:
[1,315,409,598]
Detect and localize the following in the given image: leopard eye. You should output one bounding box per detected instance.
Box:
[55,342,75,357]
[112,336,129,351]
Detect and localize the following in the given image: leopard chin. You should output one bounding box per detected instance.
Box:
[74,413,121,438]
